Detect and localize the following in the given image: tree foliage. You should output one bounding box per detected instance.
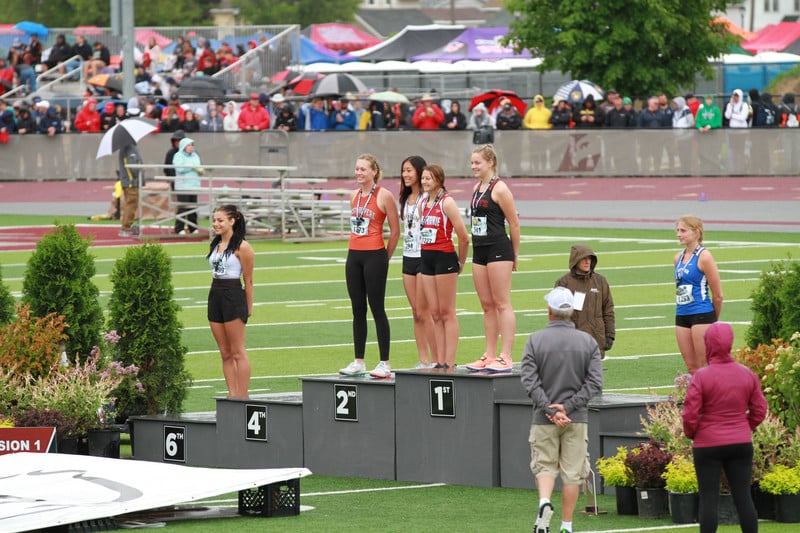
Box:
[21,224,102,362]
[238,0,361,27]
[504,0,737,97]
[0,266,14,326]
[0,0,215,28]
[106,243,189,418]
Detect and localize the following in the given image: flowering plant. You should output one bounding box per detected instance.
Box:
[89,330,145,426]
[640,374,692,457]
[624,440,673,489]
[596,446,635,487]
[662,454,698,493]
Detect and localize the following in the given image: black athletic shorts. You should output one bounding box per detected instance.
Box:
[675,310,716,328]
[421,249,459,276]
[402,256,422,276]
[208,279,248,323]
[472,238,514,266]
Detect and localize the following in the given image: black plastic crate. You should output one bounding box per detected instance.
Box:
[238,478,300,517]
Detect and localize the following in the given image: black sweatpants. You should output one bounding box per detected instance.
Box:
[345,248,390,361]
[692,443,758,533]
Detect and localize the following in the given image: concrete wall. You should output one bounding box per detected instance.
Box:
[1,129,797,182]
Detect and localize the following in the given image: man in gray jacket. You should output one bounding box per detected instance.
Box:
[521,287,603,533]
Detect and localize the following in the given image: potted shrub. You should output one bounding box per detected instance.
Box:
[662,454,699,524]
[624,440,672,519]
[759,464,800,523]
[596,446,637,515]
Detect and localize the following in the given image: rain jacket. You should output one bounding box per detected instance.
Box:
[695,96,722,130]
[554,244,615,357]
[238,102,270,131]
[468,102,493,129]
[522,95,552,129]
[671,97,695,129]
[724,89,750,128]
[172,137,202,191]
[681,322,767,448]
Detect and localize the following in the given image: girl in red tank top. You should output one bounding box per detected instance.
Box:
[418,164,469,369]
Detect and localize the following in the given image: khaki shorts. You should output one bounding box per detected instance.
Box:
[529,422,590,485]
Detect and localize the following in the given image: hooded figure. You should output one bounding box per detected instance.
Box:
[680,322,767,533]
[779,92,799,127]
[172,137,203,191]
[523,94,552,129]
[724,88,749,128]
[671,96,694,129]
[468,102,493,130]
[573,94,604,128]
[554,244,615,358]
[223,100,240,131]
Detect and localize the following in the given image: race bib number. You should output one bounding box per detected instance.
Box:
[676,284,694,305]
[403,232,420,254]
[471,216,487,236]
[350,217,368,236]
[420,227,437,245]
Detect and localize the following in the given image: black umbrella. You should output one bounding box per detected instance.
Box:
[309,73,367,97]
[176,77,227,100]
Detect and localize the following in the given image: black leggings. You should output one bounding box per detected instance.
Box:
[345,248,390,361]
[693,443,757,533]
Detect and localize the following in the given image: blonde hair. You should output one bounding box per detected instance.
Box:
[676,214,704,244]
[472,144,498,174]
[357,153,383,183]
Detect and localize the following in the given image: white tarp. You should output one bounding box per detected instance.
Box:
[0,452,311,533]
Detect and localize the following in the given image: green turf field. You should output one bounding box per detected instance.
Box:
[2,222,797,532]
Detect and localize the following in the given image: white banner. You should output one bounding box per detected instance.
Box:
[0,452,311,532]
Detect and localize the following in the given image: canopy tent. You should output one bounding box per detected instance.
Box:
[351,24,465,62]
[713,16,757,41]
[302,23,381,52]
[295,35,359,64]
[741,22,800,54]
[409,26,532,62]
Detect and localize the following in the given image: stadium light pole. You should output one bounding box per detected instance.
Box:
[111,0,136,100]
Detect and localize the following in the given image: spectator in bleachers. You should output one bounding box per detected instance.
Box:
[549,97,572,129]
[778,93,799,128]
[329,96,357,131]
[111,103,128,126]
[637,97,667,128]
[724,89,749,129]
[15,102,36,135]
[238,93,270,131]
[22,34,43,67]
[622,97,636,121]
[0,58,14,92]
[71,34,93,63]
[441,100,467,130]
[161,93,186,121]
[411,94,444,130]
[495,97,522,130]
[361,101,384,130]
[658,93,674,127]
[274,104,298,132]
[180,46,197,78]
[172,36,186,71]
[223,100,240,131]
[73,98,101,133]
[197,38,217,76]
[7,39,37,94]
[85,41,111,78]
[752,92,778,128]
[299,97,328,131]
[0,106,16,136]
[143,37,162,74]
[42,34,72,74]
[100,101,116,131]
[200,105,224,132]
[38,106,64,136]
[672,97,695,129]
[685,93,700,118]
[180,108,200,133]
[468,102,493,130]
[604,94,635,128]
[523,95,552,130]
[381,103,396,129]
[696,95,722,133]
[573,94,603,128]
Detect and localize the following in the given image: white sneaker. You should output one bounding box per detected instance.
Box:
[534,501,554,533]
[339,360,367,376]
[413,361,434,370]
[370,361,392,378]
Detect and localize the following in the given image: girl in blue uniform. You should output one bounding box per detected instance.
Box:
[674,215,723,374]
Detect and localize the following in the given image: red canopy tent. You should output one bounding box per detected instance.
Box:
[303,23,381,53]
[741,22,800,54]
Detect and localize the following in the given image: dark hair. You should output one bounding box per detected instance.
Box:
[423,164,447,193]
[399,155,427,220]
[206,205,246,258]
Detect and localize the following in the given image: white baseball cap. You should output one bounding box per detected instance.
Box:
[544,287,574,312]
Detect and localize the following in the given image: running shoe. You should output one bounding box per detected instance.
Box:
[339,360,367,376]
[413,361,434,370]
[485,355,513,373]
[465,355,492,371]
[370,361,392,378]
[533,501,554,533]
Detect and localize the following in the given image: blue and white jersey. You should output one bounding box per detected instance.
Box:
[674,246,714,316]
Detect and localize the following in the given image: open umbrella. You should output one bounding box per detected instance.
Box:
[285,71,325,96]
[309,73,367,97]
[96,118,158,159]
[176,77,226,99]
[88,73,124,93]
[554,80,604,104]
[369,90,409,104]
[13,21,49,38]
[469,89,527,115]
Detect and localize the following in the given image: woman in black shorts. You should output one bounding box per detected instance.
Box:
[207,205,254,399]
